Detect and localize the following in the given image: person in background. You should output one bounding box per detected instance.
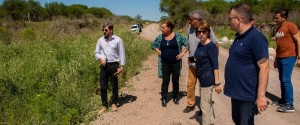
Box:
[224,3,270,125]
[95,22,126,113]
[184,10,219,113]
[151,20,188,107]
[273,9,300,113]
[194,21,222,125]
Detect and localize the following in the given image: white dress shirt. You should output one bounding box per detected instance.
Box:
[95,35,126,66]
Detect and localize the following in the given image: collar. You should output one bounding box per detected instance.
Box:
[235,25,254,39]
[105,34,115,41]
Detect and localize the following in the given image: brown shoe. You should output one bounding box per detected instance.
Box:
[111,104,118,111]
[98,106,107,114]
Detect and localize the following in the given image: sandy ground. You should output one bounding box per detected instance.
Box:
[91,23,300,125]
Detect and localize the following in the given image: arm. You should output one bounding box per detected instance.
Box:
[208,44,222,93]
[256,58,270,113]
[114,39,126,76]
[292,32,300,67]
[176,34,189,59]
[151,35,162,56]
[95,39,106,65]
[213,69,222,94]
[154,48,161,56]
[176,48,188,60]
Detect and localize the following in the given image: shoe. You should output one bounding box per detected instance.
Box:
[274,99,285,106]
[183,106,195,113]
[197,109,202,116]
[161,99,167,107]
[111,104,118,111]
[98,106,108,114]
[173,98,179,105]
[277,104,295,113]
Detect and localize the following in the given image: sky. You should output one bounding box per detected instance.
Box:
[0,0,166,21]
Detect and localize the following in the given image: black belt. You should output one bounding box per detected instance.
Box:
[107,62,119,65]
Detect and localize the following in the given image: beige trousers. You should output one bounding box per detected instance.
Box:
[201,86,215,125]
[187,66,199,106]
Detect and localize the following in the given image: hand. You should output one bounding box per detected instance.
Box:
[297,59,300,67]
[176,52,184,60]
[214,85,222,94]
[114,67,123,76]
[158,51,161,56]
[256,96,268,114]
[99,58,106,66]
[188,60,191,65]
[273,61,277,69]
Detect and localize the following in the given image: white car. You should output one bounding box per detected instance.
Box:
[130,24,141,33]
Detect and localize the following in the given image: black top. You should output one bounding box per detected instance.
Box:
[160,37,180,64]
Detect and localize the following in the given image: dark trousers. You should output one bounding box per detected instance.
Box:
[100,62,119,106]
[161,62,180,99]
[231,99,256,125]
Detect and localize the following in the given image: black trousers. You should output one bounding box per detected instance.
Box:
[231,99,256,125]
[100,62,119,106]
[161,62,180,99]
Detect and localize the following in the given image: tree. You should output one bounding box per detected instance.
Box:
[27,0,45,22]
[88,7,112,18]
[66,4,88,19]
[2,0,28,21]
[44,2,67,20]
[160,0,199,28]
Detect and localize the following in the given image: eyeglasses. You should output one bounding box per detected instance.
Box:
[196,30,207,34]
[228,16,239,21]
[228,16,244,21]
[102,29,109,32]
[189,17,200,21]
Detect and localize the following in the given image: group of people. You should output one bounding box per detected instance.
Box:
[94,3,300,125]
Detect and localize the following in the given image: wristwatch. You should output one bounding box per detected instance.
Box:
[214,83,221,86]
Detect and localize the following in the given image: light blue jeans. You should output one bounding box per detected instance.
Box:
[277,57,296,106]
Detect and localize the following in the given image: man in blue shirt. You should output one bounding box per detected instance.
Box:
[224,3,270,125]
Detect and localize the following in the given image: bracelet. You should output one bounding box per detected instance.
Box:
[214,83,221,86]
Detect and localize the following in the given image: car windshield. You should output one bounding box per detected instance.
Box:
[131,26,138,28]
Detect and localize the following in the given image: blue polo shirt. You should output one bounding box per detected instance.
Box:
[224,26,268,101]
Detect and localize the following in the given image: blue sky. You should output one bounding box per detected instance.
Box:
[0,0,166,21]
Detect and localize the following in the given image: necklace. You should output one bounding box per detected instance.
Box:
[167,40,170,46]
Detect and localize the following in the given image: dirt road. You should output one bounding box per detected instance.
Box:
[91,23,300,125]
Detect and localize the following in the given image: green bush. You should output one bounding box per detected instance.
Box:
[0,21,151,124]
[20,28,36,41]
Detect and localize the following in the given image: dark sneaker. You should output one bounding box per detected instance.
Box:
[183,106,195,113]
[277,104,295,113]
[273,99,285,106]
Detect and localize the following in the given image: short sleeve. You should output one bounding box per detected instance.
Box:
[251,33,269,62]
[288,22,299,35]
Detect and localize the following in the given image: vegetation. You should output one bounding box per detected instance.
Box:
[160,0,300,28]
[0,15,152,124]
[0,0,113,21]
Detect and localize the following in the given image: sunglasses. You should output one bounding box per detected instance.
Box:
[102,29,109,32]
[196,30,207,34]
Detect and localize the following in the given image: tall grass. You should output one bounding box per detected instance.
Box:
[0,19,151,124]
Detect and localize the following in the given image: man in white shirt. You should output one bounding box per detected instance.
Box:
[95,22,126,113]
